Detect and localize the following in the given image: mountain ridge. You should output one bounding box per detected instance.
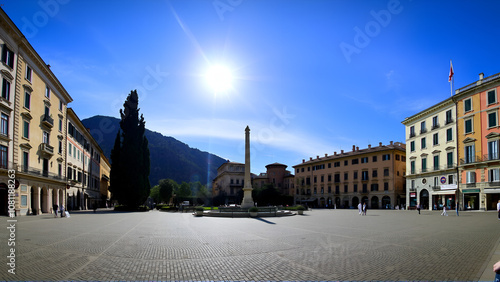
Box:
[81,115,227,188]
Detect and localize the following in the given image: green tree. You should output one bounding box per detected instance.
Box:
[109,90,150,209]
[150,185,160,204]
[158,179,177,204]
[176,182,191,198]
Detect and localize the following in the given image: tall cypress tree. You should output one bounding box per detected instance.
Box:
[109,90,150,208]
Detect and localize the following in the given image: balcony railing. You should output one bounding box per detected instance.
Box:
[432,124,440,130]
[41,114,54,128]
[2,163,66,182]
[432,186,441,191]
[445,118,454,125]
[409,132,416,138]
[420,128,427,134]
[460,156,482,165]
[39,143,54,155]
[483,153,500,162]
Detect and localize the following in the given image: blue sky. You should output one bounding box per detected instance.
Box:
[4,0,500,176]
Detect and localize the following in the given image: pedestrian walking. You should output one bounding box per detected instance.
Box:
[497,200,500,220]
[456,204,459,216]
[362,202,367,216]
[358,202,362,215]
[441,206,448,216]
[53,204,58,218]
[417,203,421,214]
[59,204,65,218]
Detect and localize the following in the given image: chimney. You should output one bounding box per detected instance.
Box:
[325,153,328,157]
[341,150,344,154]
[479,73,484,80]
[317,155,320,159]
[334,151,337,156]
[352,145,356,152]
[302,159,305,163]
[356,146,359,151]
[390,141,393,145]
[368,144,371,149]
[379,142,383,147]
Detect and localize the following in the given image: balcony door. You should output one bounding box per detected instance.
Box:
[42,158,49,177]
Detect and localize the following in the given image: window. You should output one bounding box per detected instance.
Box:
[433,155,439,170]
[2,78,10,100]
[464,145,475,164]
[352,159,359,165]
[58,164,62,177]
[335,186,340,194]
[328,186,331,193]
[488,111,498,128]
[411,180,415,189]
[466,171,475,183]
[59,100,63,111]
[384,182,389,191]
[432,116,439,129]
[0,145,7,168]
[448,175,454,184]
[21,195,27,207]
[1,45,14,68]
[353,184,357,193]
[344,185,348,193]
[447,152,454,168]
[334,174,340,183]
[334,162,340,167]
[314,176,317,183]
[327,175,331,182]
[45,86,51,99]
[464,98,472,112]
[361,171,368,181]
[445,109,453,124]
[372,156,377,162]
[487,90,497,105]
[489,169,500,182]
[488,140,499,160]
[361,157,368,163]
[0,113,8,136]
[372,169,378,177]
[433,133,439,145]
[43,131,49,144]
[446,128,453,142]
[465,118,473,134]
[22,120,29,139]
[68,143,72,156]
[420,121,426,133]
[410,141,415,152]
[22,151,28,170]
[321,175,324,182]
[396,154,400,161]
[59,119,63,132]
[25,65,32,82]
[421,137,426,149]
[382,154,391,161]
[371,184,378,191]
[327,163,331,168]
[384,168,389,177]
[24,91,31,110]
[344,160,348,166]
[344,172,348,180]
[362,184,368,193]
[58,140,62,154]
[409,126,415,138]
[421,158,427,172]
[353,171,358,180]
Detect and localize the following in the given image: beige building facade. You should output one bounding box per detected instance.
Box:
[0,8,73,216]
[293,142,406,209]
[402,97,458,210]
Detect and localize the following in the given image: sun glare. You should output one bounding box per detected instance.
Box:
[206,65,233,92]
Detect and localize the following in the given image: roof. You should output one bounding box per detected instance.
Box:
[265,162,287,168]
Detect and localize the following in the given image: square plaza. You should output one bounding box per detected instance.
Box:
[2,209,500,281]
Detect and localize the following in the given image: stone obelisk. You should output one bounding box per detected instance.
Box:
[240,126,254,208]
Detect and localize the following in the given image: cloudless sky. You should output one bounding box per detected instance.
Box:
[4,0,500,176]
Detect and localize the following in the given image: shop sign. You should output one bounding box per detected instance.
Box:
[462,188,480,193]
[410,192,416,198]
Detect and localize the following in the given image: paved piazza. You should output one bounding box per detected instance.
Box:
[1,209,500,281]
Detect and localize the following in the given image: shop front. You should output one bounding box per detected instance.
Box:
[462,188,480,210]
[484,188,500,211]
[432,186,457,210]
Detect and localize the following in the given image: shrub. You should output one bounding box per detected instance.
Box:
[296,205,305,211]
[248,207,259,212]
[195,206,204,212]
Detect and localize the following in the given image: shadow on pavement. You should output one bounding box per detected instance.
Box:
[253,217,276,224]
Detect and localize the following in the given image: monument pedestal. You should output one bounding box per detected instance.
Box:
[240,187,254,209]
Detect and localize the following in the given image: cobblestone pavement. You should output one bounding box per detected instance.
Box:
[1,209,500,281]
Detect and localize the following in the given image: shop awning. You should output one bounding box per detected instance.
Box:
[432,190,457,195]
[483,188,500,194]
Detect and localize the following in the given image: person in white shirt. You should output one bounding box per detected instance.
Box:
[497,200,500,220]
[441,206,448,216]
[358,202,362,215]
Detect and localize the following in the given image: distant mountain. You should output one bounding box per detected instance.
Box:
[81,115,227,188]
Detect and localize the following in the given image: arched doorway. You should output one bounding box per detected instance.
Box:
[30,187,36,215]
[52,189,58,212]
[319,197,325,208]
[77,190,81,210]
[0,183,7,215]
[420,189,429,210]
[352,197,359,208]
[382,196,391,209]
[327,197,332,208]
[59,189,64,206]
[371,196,379,209]
[335,197,341,208]
[40,187,48,213]
[361,196,368,206]
[342,196,349,208]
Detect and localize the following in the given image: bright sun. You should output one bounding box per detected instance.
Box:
[206,65,233,92]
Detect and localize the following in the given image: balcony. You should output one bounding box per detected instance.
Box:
[409,132,416,138]
[41,114,54,128]
[431,123,440,130]
[445,118,454,125]
[39,143,54,156]
[460,156,483,165]
[18,164,66,182]
[432,186,441,191]
[420,128,427,134]
[483,153,500,162]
